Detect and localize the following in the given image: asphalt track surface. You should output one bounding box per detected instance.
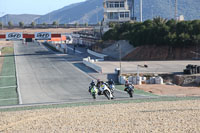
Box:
[14,41,151,105]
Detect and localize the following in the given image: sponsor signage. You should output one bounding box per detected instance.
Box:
[35,32,51,40]
[6,32,23,40]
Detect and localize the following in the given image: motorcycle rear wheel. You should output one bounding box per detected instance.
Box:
[104,90,111,100]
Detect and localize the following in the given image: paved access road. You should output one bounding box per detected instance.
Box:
[14,41,150,104]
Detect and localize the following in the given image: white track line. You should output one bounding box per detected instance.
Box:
[0,86,17,89]
[0,76,15,78]
[14,42,23,104]
[0,98,18,101]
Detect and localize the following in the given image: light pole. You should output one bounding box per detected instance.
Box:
[117,43,122,84]
[96,6,99,24]
[140,0,143,22]
[119,43,122,75]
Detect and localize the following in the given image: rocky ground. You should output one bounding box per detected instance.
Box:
[0,100,200,132]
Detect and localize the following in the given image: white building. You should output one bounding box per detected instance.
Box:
[103,0,134,25]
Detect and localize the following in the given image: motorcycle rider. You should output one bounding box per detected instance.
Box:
[107,79,115,93]
[89,80,95,93]
[124,80,131,91]
[96,79,104,95]
[108,79,115,86]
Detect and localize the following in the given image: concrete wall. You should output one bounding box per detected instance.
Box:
[87,49,107,59]
[102,40,134,60]
[83,57,102,73]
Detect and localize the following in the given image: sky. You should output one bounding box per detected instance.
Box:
[0,0,85,17]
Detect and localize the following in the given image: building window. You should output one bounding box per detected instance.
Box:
[106,1,125,8]
[115,2,119,8]
[108,12,119,19]
[110,2,114,8]
[120,1,125,7]
[125,12,129,18]
[120,12,125,18]
[119,12,130,18]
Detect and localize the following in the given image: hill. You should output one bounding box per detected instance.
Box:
[36,0,104,24]
[0,0,200,24]
[0,14,41,25]
[37,0,200,24]
[134,0,200,20]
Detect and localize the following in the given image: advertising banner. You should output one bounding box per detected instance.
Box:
[35,32,51,40]
[6,32,23,40]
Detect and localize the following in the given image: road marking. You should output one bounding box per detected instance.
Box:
[52,63,62,74]
[0,86,17,89]
[0,98,18,101]
[0,76,15,78]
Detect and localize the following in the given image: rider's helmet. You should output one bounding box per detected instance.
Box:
[91,80,95,86]
[125,80,129,86]
[108,79,113,84]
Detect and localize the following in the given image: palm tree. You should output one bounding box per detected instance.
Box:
[31,22,36,28]
[52,21,59,28]
[84,22,88,27]
[64,23,67,28]
[153,16,168,26]
[8,21,13,28]
[75,22,79,28]
[19,21,24,28]
[0,22,2,28]
[42,22,47,28]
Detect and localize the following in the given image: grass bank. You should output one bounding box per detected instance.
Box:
[0,96,200,112]
[0,46,18,106]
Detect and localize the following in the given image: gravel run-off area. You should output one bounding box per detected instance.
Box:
[0,100,200,132]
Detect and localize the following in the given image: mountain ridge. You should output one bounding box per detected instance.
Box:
[0,0,199,25]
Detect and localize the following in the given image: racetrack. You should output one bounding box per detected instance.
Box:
[14,41,150,105]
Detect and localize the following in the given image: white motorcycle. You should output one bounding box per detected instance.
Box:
[99,83,114,100]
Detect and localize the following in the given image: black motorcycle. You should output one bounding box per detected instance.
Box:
[124,84,134,97]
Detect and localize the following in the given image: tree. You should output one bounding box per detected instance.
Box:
[0,22,2,28]
[52,21,59,28]
[84,22,88,27]
[19,21,24,28]
[75,22,79,28]
[153,16,167,26]
[42,22,47,28]
[8,21,13,28]
[31,22,36,28]
[98,21,101,26]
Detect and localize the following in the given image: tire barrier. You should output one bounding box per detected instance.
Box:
[184,64,200,74]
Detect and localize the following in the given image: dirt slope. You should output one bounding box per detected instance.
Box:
[123,45,200,60]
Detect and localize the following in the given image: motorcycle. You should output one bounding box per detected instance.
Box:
[107,83,115,96]
[89,85,98,99]
[124,84,134,98]
[99,83,114,100]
